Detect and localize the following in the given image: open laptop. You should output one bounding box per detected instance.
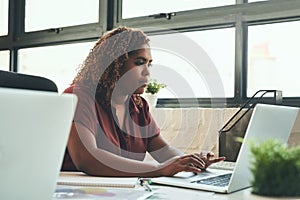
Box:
[151,103,299,193]
[0,88,77,200]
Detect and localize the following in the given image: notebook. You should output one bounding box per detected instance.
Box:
[57,172,138,188]
[151,103,299,193]
[0,88,77,200]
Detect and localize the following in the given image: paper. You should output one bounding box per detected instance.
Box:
[53,185,152,200]
[57,172,138,188]
[146,185,214,200]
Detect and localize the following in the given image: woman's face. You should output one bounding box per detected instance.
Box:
[117,47,152,95]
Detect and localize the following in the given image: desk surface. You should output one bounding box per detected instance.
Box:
[54,184,300,200]
[212,188,300,200]
[54,172,300,200]
[149,185,300,200]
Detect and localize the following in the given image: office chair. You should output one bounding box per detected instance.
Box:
[0,70,58,92]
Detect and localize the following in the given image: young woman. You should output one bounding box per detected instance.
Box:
[62,26,225,177]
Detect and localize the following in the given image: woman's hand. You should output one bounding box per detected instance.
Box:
[196,152,226,170]
[157,154,206,176]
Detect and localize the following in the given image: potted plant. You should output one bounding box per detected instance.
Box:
[143,79,166,108]
[250,139,300,197]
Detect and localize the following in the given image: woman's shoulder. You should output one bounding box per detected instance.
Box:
[63,84,75,94]
[64,84,94,97]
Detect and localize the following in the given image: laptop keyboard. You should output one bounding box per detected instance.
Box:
[209,161,236,171]
[191,173,232,187]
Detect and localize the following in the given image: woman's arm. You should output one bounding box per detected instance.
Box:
[67,122,204,177]
[147,135,184,163]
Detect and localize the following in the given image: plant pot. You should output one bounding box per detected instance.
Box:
[143,93,158,108]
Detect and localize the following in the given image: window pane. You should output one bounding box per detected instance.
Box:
[122,0,235,19]
[149,28,235,99]
[0,50,10,70]
[0,0,9,36]
[248,21,300,97]
[19,42,95,93]
[25,0,99,32]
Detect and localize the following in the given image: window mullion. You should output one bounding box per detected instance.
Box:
[234,13,248,107]
[10,0,25,42]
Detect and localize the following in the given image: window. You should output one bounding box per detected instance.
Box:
[248,21,300,97]
[25,0,99,32]
[0,50,10,70]
[6,0,300,107]
[18,42,95,93]
[0,0,9,36]
[122,0,234,19]
[149,28,235,99]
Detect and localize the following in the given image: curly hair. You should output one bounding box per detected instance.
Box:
[72,26,150,106]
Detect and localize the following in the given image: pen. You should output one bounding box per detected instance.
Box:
[139,178,152,192]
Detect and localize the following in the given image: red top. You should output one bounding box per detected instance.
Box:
[61,84,160,171]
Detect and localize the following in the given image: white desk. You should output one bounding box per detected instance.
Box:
[212,188,300,200]
[54,184,300,200]
[148,185,300,200]
[54,172,300,200]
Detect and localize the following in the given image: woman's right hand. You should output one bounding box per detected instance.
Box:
[157,154,206,176]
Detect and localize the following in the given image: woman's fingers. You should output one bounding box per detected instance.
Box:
[178,154,206,169]
[183,154,205,167]
[184,164,202,173]
[209,156,226,164]
[196,151,226,169]
[161,155,203,175]
[163,153,226,176]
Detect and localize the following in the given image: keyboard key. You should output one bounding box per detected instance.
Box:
[209,161,236,170]
[191,173,232,187]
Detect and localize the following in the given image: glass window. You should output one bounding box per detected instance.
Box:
[248,21,300,97]
[0,0,9,36]
[25,0,99,32]
[122,0,235,19]
[18,42,95,93]
[149,28,235,99]
[0,50,10,70]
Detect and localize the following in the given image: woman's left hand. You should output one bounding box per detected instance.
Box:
[195,152,225,170]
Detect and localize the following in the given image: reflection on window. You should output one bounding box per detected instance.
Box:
[25,0,99,32]
[19,42,95,93]
[248,21,300,97]
[0,0,9,36]
[0,50,10,70]
[122,0,234,19]
[148,28,235,98]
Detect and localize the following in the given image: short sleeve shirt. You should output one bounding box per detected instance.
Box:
[64,84,160,163]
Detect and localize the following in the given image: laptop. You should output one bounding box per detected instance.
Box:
[0,88,77,200]
[151,103,299,193]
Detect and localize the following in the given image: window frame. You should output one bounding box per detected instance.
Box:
[113,0,300,108]
[16,0,107,45]
[0,0,109,71]
[1,0,300,108]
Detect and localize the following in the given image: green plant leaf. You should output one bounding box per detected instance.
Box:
[250,139,300,196]
[145,79,166,95]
